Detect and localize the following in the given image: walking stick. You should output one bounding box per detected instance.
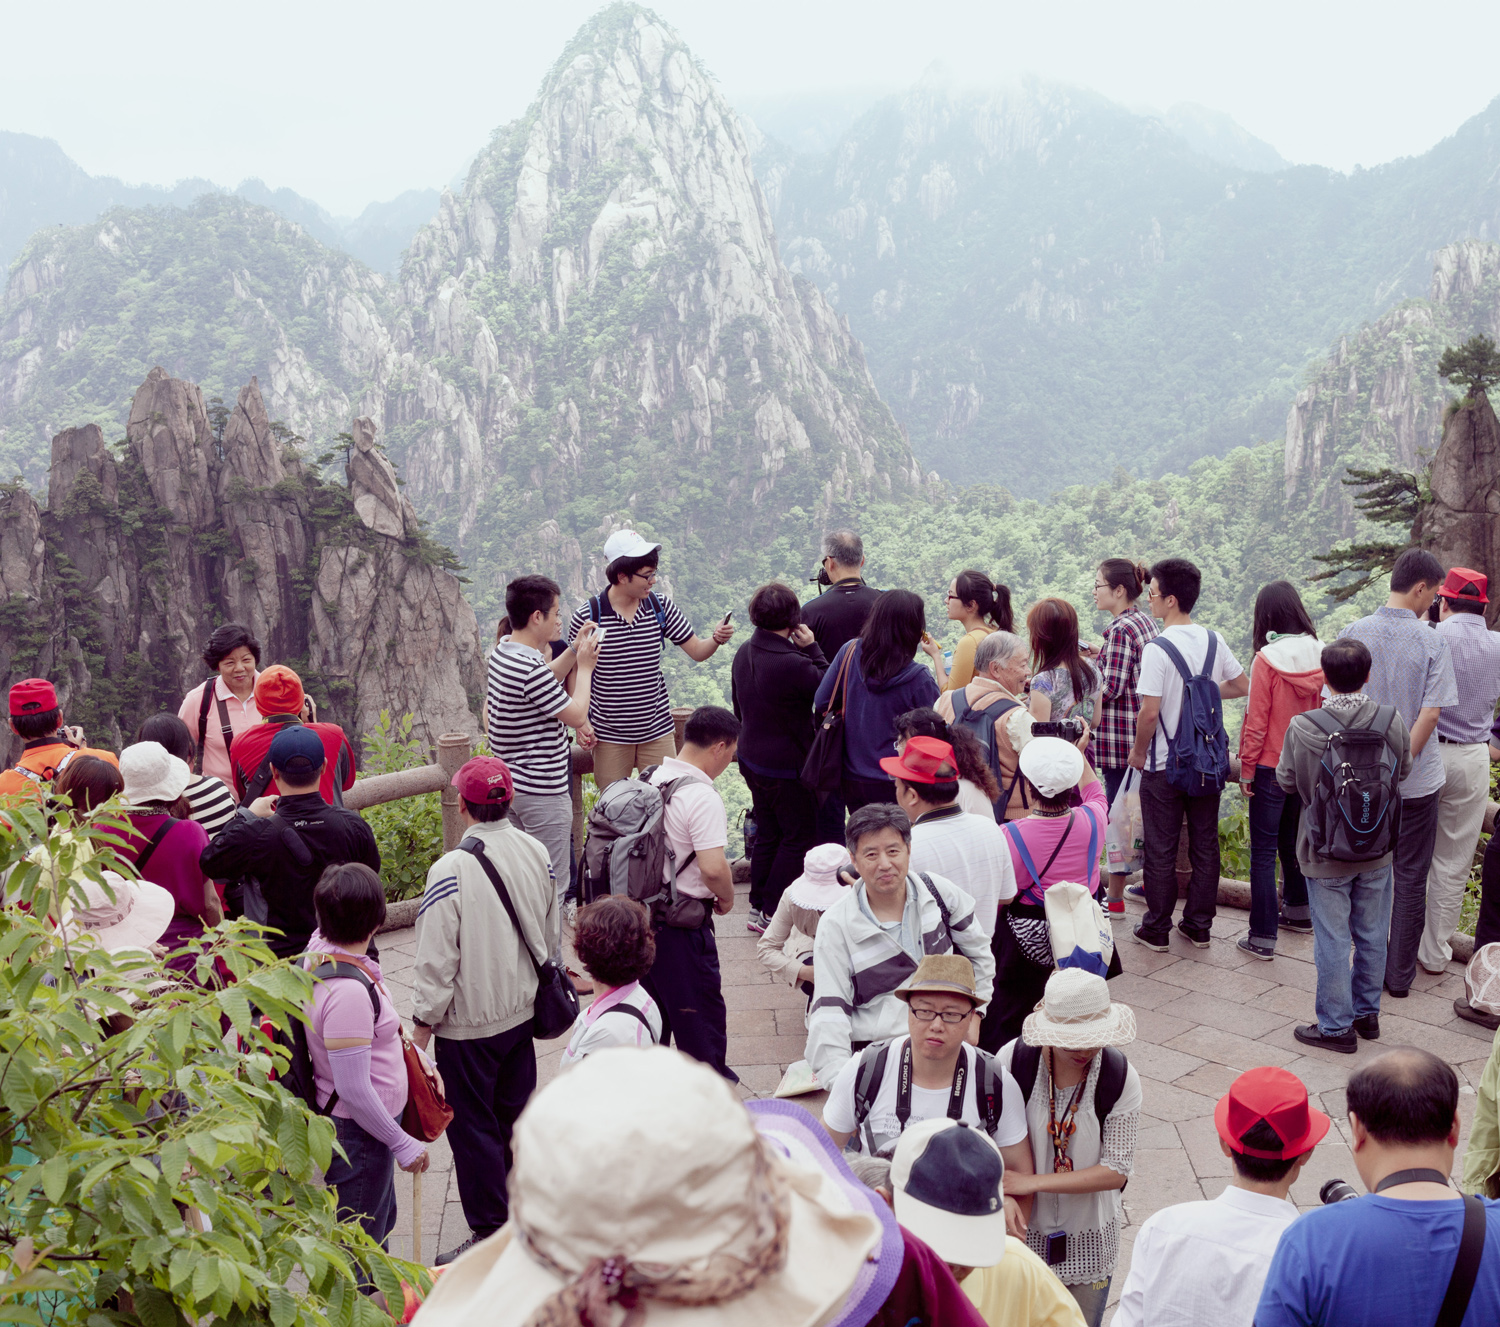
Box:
[413,1168,423,1265]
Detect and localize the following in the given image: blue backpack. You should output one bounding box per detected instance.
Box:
[1147,632,1229,795]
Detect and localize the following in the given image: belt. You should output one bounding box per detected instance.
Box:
[1437,736,1485,745]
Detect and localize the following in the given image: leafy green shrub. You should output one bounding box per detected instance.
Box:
[0,799,421,1327]
[1218,790,1252,881]
[358,712,444,901]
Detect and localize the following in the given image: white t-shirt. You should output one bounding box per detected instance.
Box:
[822,1035,1029,1156]
[649,758,726,900]
[909,808,1016,938]
[1136,623,1244,769]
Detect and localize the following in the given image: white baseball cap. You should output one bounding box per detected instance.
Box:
[602,529,662,563]
[1018,735,1084,798]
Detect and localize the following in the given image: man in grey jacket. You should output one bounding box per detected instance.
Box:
[1276,640,1411,1054]
[410,755,558,1264]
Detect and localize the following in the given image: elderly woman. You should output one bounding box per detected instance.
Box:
[805,803,996,1089]
[755,842,852,1014]
[935,629,1033,822]
[999,968,1142,1327]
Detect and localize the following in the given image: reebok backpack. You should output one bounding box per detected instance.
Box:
[948,689,1025,822]
[1147,633,1230,795]
[580,771,699,923]
[1301,706,1403,862]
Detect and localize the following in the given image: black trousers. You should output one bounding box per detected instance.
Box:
[642,918,739,1083]
[1477,826,1500,951]
[434,1020,537,1239]
[842,775,897,814]
[743,768,819,915]
[1384,790,1442,994]
[1138,770,1222,940]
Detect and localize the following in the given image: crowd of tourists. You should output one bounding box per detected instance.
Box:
[12,525,1500,1326]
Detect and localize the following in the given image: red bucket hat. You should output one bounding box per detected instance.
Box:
[879,735,957,785]
[1214,1066,1330,1159]
[9,678,58,718]
[1439,567,1488,605]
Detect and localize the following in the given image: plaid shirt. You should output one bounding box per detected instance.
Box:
[1095,607,1160,769]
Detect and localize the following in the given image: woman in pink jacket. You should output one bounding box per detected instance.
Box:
[1238,582,1323,960]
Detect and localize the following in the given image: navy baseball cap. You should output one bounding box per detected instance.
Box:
[891,1118,1008,1268]
[269,725,326,779]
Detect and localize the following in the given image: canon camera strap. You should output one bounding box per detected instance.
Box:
[894,1039,968,1129]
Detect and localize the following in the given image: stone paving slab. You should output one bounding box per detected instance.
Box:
[373,883,1496,1324]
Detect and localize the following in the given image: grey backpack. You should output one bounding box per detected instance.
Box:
[580,771,709,928]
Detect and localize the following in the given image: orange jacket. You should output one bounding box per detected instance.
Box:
[0,740,119,799]
[1238,635,1325,773]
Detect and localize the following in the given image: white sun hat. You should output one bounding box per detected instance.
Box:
[119,741,191,805]
[1021,967,1137,1050]
[786,843,852,911]
[413,1047,883,1327]
[1465,942,1500,1017]
[890,1118,1008,1270]
[602,529,662,563]
[60,870,175,954]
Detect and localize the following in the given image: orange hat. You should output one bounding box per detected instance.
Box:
[254,665,304,716]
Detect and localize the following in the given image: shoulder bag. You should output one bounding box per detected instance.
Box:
[801,642,857,796]
[460,837,580,1040]
[400,1028,454,1141]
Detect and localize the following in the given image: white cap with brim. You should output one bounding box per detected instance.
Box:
[1018,735,1084,798]
[890,1118,1007,1271]
[602,529,662,563]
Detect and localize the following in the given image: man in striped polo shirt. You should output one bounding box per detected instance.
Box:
[487,575,601,918]
[567,530,736,790]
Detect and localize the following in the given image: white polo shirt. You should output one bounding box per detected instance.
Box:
[909,804,1016,938]
[649,757,726,900]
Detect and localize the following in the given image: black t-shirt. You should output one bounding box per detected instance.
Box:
[801,580,882,658]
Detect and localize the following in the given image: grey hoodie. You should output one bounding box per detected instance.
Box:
[1275,698,1411,878]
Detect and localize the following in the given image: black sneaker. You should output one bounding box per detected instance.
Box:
[1178,924,1212,949]
[1353,1013,1380,1040]
[435,1234,481,1266]
[1132,924,1169,953]
[1278,912,1312,934]
[1294,1023,1357,1054]
[1383,982,1409,1000]
[1236,936,1275,961]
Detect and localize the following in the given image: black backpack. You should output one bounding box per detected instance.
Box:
[1300,705,1404,862]
[274,961,379,1113]
[1009,1042,1129,1131]
[851,1039,1007,1157]
[948,689,1026,822]
[588,591,668,649]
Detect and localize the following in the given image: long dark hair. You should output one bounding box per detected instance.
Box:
[1252,581,1318,653]
[858,589,926,684]
[953,570,1013,632]
[1026,597,1096,703]
[894,708,1001,801]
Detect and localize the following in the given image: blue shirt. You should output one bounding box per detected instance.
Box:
[1434,613,1500,744]
[1337,607,1457,798]
[813,641,940,781]
[1255,1195,1500,1327]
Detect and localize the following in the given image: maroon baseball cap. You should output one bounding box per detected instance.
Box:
[9,678,58,717]
[879,735,957,785]
[1440,567,1488,605]
[1214,1066,1330,1159]
[452,756,514,803]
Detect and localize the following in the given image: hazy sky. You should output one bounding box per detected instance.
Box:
[4,0,1497,216]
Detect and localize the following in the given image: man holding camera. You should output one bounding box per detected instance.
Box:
[1255,1048,1500,1326]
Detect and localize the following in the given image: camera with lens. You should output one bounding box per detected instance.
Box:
[1032,718,1087,743]
[809,564,832,587]
[1320,1178,1360,1204]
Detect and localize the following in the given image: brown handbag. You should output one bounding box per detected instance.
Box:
[400,1028,454,1142]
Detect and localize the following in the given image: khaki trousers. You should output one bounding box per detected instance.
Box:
[1418,740,1491,972]
[591,734,678,792]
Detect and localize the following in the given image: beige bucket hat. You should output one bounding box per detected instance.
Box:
[414,1047,883,1327]
[893,954,980,1007]
[1021,968,1136,1050]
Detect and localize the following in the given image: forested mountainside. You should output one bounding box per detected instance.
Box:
[758,78,1500,491]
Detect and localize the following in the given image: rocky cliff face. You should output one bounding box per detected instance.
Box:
[1417,389,1500,627]
[0,368,479,751]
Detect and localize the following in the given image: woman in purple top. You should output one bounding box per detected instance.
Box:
[117,742,220,975]
[305,863,429,1253]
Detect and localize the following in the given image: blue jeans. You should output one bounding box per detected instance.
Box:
[1067,1276,1112,1327]
[1306,865,1394,1034]
[325,1114,398,1251]
[1248,765,1308,943]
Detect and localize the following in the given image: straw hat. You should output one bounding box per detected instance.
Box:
[1021,968,1136,1050]
[786,844,853,912]
[60,870,174,953]
[414,1048,884,1327]
[119,741,191,805]
[893,954,981,1008]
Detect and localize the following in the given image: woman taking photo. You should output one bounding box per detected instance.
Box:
[304,863,429,1255]
[176,623,261,785]
[1089,559,1159,914]
[893,707,1001,818]
[922,569,1013,691]
[1027,597,1100,728]
[1237,580,1322,960]
[814,589,940,812]
[999,968,1141,1326]
[731,581,829,933]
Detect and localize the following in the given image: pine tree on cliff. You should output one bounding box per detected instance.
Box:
[1437,334,1500,400]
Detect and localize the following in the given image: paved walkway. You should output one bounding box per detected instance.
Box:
[374,885,1496,1321]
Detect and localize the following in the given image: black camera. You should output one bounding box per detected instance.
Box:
[1320,1178,1360,1204]
[1032,719,1087,742]
[809,565,832,587]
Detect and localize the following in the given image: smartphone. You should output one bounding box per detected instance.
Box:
[1044,1232,1067,1267]
[594,627,608,645]
[721,610,734,625]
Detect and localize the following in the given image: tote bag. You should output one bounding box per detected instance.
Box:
[801,643,856,795]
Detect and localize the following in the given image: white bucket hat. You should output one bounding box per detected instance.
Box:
[60,870,175,953]
[786,844,852,911]
[1021,968,1136,1050]
[414,1047,883,1327]
[1017,736,1084,798]
[890,1119,1007,1270]
[602,529,662,563]
[119,741,191,805]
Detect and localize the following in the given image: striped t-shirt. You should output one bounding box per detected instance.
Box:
[486,639,573,795]
[185,773,237,838]
[567,592,694,744]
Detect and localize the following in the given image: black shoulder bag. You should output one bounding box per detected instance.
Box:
[801,643,856,796]
[460,838,579,1040]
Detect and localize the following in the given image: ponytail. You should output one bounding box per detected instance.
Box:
[953,569,1013,632]
[1098,558,1150,602]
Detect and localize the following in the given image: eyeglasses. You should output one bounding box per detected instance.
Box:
[632,568,658,582]
[1093,582,1108,591]
[945,593,961,601]
[909,1006,970,1024]
[1147,587,1162,599]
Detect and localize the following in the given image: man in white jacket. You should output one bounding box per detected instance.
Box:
[806,803,995,1088]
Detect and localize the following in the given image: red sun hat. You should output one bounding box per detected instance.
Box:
[9,678,59,718]
[879,735,958,785]
[452,756,514,803]
[1439,567,1488,605]
[1214,1066,1330,1159]
[254,665,305,716]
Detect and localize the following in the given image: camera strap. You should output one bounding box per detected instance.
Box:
[1373,1168,1450,1191]
[893,1039,968,1129]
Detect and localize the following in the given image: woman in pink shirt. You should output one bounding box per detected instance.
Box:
[981,732,1115,1052]
[304,863,430,1253]
[176,623,261,786]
